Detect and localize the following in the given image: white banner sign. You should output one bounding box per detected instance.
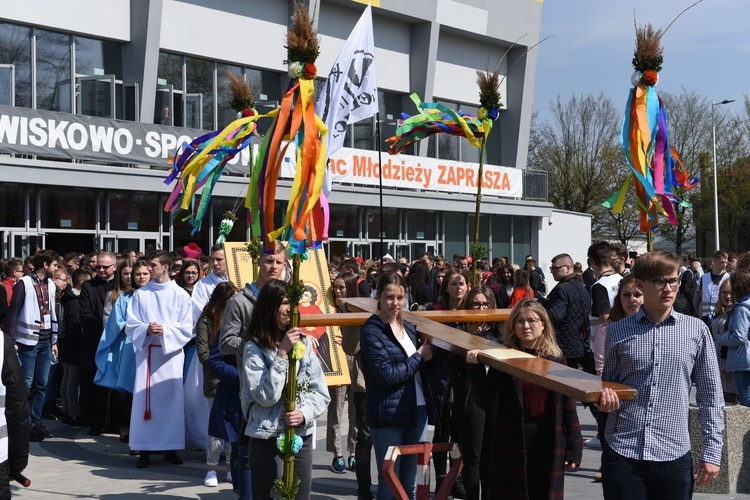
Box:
[276,146,523,198]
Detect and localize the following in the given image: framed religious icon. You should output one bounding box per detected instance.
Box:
[223,243,350,386]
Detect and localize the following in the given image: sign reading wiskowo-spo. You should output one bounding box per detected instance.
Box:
[282,147,523,198]
[0,105,522,198]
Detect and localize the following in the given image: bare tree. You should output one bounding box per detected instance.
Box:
[655,89,712,254]
[528,93,634,237]
[693,105,750,253]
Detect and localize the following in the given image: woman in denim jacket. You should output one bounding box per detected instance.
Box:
[241,279,330,499]
[716,269,750,407]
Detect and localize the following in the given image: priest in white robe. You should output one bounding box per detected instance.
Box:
[126,250,192,468]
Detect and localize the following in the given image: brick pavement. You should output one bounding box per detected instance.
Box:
[11,404,747,499]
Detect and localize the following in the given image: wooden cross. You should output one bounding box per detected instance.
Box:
[300,297,636,403]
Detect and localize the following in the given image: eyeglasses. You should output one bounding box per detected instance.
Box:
[470,301,491,309]
[651,277,679,290]
[13,269,23,274]
[514,318,540,327]
[549,264,568,271]
[95,264,114,270]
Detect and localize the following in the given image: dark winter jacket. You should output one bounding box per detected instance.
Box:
[79,276,115,372]
[2,332,29,477]
[58,287,82,365]
[359,314,432,429]
[543,274,590,358]
[207,333,242,443]
[468,354,583,500]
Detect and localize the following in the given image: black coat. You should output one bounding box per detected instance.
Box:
[58,287,83,365]
[78,276,114,372]
[544,274,590,359]
[2,333,29,476]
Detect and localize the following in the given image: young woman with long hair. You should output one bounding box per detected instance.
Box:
[710,279,738,404]
[454,286,501,499]
[240,279,330,499]
[176,258,202,296]
[510,269,536,307]
[405,260,435,310]
[716,270,750,407]
[95,259,152,443]
[467,300,582,499]
[336,271,374,497]
[327,273,359,475]
[495,264,515,309]
[196,281,238,487]
[431,268,469,495]
[359,272,433,499]
[593,275,644,377]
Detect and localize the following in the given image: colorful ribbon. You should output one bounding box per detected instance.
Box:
[246,78,328,254]
[386,93,493,155]
[163,78,329,255]
[604,83,698,232]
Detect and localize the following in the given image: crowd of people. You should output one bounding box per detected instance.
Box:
[0,240,747,499]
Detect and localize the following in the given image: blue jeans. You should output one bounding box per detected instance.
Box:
[370,406,428,500]
[17,341,53,425]
[230,441,252,499]
[734,371,750,407]
[601,441,693,499]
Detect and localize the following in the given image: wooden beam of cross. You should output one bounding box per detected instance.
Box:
[322,297,637,404]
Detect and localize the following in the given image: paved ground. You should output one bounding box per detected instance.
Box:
[11,403,750,499]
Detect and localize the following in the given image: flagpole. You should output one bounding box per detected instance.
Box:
[376,112,385,265]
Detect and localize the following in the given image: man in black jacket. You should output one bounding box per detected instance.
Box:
[78,252,117,435]
[543,253,591,369]
[0,331,30,498]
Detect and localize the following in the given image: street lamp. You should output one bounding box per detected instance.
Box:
[711,99,734,252]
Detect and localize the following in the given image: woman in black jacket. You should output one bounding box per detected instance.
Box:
[359,272,433,500]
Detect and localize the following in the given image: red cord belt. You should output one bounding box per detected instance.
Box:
[144,343,161,420]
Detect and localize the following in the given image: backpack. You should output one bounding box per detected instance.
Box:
[531,269,547,295]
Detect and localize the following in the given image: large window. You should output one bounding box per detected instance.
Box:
[329,205,359,239]
[109,192,159,232]
[0,183,25,227]
[0,22,31,108]
[186,56,214,130]
[74,35,122,78]
[216,63,242,128]
[35,29,72,112]
[367,207,398,240]
[406,210,436,241]
[491,215,511,260]
[156,52,183,125]
[40,187,95,229]
[512,216,531,265]
[443,211,466,260]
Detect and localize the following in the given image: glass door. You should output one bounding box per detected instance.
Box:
[393,243,409,263]
[185,93,203,129]
[123,82,140,121]
[155,85,183,126]
[77,74,116,118]
[353,242,371,260]
[9,232,45,259]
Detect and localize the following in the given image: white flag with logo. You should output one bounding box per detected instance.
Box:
[316,4,378,194]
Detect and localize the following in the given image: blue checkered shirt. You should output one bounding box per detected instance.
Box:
[603,308,724,465]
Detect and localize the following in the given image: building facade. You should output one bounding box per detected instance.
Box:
[0,0,551,263]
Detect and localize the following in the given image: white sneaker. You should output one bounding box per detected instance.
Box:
[204,470,218,487]
[226,471,232,483]
[584,436,602,450]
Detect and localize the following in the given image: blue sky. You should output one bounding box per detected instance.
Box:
[533,0,749,122]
